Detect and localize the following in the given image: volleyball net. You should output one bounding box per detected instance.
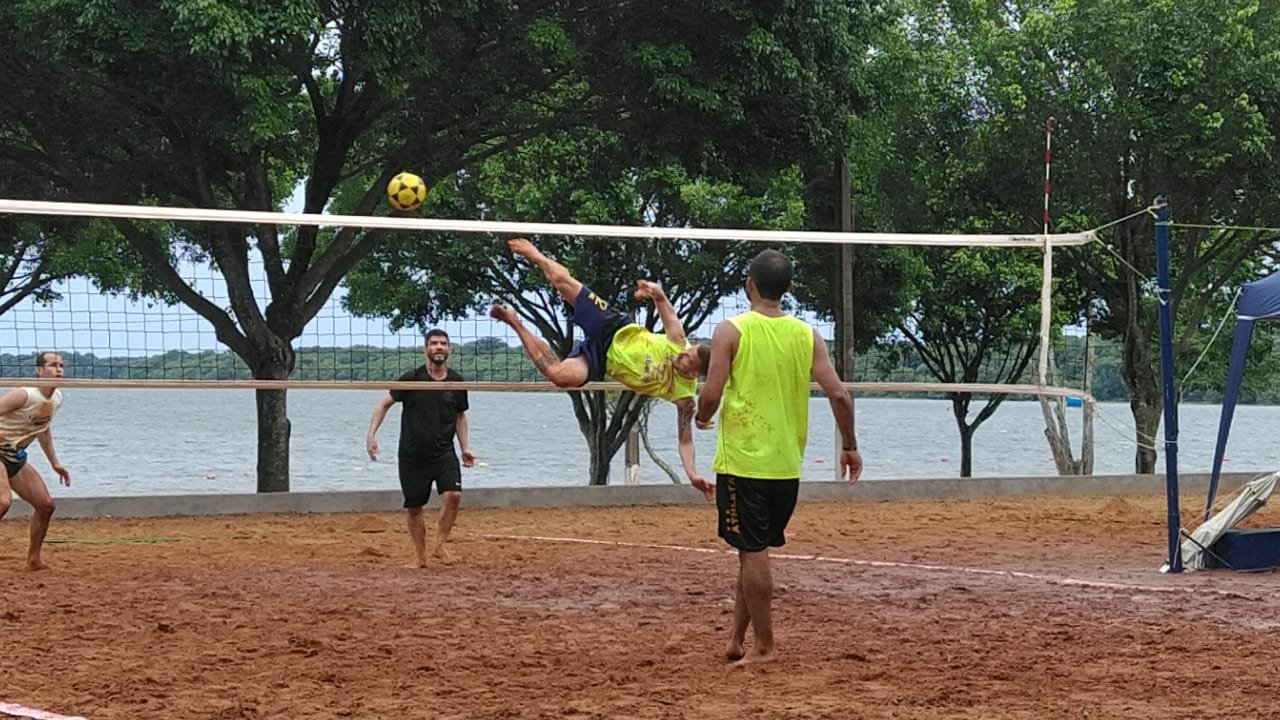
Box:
[0,198,1098,400]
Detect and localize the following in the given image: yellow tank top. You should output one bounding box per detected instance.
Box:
[711,312,813,479]
[604,324,697,402]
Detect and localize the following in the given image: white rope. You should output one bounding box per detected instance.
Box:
[1091,407,1160,452]
[1179,287,1242,395]
[0,199,1098,248]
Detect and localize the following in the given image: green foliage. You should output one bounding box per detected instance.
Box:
[0,0,879,488]
[833,0,1280,472]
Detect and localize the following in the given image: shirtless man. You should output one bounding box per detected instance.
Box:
[0,351,71,571]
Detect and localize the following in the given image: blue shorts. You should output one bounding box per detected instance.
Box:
[565,285,632,382]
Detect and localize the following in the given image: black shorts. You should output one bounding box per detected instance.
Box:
[398,455,462,508]
[716,474,799,552]
[1,446,28,479]
[1,456,26,479]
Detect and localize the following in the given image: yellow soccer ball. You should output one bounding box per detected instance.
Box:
[387,172,428,212]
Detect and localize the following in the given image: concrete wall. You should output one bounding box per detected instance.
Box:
[1,471,1263,520]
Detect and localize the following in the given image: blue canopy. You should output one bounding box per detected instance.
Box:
[1206,272,1280,519]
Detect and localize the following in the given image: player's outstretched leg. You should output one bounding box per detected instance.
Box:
[507,238,584,305]
[489,303,589,388]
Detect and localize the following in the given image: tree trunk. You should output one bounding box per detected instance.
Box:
[1122,328,1161,473]
[950,394,974,478]
[570,390,648,486]
[1038,394,1074,474]
[958,422,974,478]
[638,400,681,484]
[1039,349,1087,475]
[1080,329,1096,475]
[252,344,296,493]
[1130,395,1161,473]
[255,388,291,493]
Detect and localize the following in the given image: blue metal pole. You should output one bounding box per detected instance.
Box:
[1155,196,1182,573]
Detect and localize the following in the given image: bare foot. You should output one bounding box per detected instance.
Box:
[725,642,745,662]
[26,559,51,572]
[489,302,521,327]
[432,545,456,564]
[731,649,777,669]
[407,555,429,569]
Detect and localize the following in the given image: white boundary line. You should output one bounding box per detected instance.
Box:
[483,533,1262,600]
[0,703,88,720]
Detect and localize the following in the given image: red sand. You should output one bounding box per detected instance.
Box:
[2,493,1279,719]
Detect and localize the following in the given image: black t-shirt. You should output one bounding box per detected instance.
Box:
[390,366,469,462]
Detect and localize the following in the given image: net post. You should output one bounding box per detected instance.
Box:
[1036,117,1055,388]
[1155,195,1183,573]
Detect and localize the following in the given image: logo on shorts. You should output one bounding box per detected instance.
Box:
[724,476,740,534]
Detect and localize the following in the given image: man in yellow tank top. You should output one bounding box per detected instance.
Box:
[489,238,713,495]
[0,351,71,571]
[695,249,861,667]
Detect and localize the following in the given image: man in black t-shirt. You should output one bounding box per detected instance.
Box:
[367,329,475,566]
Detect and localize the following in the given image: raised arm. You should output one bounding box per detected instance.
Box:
[694,321,740,429]
[366,394,396,461]
[811,328,862,483]
[635,280,686,346]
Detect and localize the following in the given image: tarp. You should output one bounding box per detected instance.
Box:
[1179,471,1279,571]
[1205,272,1280,518]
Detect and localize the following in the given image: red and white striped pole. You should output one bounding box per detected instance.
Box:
[1043,116,1055,235]
[1036,116,1057,387]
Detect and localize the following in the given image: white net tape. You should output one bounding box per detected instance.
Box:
[0,199,1097,247]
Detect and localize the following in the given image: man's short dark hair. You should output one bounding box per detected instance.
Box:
[749,249,793,301]
[424,329,449,344]
[36,351,60,367]
[695,344,711,376]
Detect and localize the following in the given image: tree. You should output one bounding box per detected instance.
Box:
[942,0,1280,472]
[0,157,160,324]
[0,0,881,490]
[796,1,1084,477]
[0,219,68,317]
[836,0,1280,474]
[898,248,1074,477]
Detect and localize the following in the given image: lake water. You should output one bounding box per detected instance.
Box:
[17,389,1280,497]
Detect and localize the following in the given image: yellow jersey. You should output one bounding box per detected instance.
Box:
[604,324,697,403]
[711,311,813,479]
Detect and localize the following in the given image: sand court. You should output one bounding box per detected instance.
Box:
[2,494,1278,719]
